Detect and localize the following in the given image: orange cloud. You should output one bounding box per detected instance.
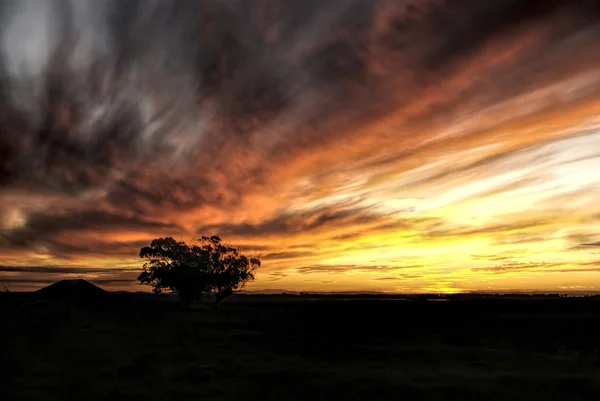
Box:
[2,0,600,293]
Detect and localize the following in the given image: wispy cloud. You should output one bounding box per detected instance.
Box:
[2,0,600,292]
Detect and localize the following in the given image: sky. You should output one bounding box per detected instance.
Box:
[1,0,600,293]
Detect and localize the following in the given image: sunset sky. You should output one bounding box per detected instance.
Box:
[1,0,600,293]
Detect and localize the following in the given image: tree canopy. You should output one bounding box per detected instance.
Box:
[137,236,259,307]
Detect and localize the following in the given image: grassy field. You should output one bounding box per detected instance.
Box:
[1,293,600,400]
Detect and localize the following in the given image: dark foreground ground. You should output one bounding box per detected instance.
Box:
[1,293,600,401]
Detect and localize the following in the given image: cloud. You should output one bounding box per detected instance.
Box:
[472,261,564,274]
[493,232,553,246]
[0,277,133,285]
[3,0,597,201]
[372,273,422,281]
[424,219,550,239]
[196,204,397,240]
[2,210,178,240]
[544,268,600,274]
[471,254,514,262]
[0,209,182,260]
[294,263,421,275]
[2,0,600,292]
[0,264,141,291]
[0,265,135,274]
[262,251,313,261]
[267,272,289,281]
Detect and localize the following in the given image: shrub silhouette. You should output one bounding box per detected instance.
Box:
[138,236,259,308]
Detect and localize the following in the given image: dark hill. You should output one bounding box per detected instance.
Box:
[35,279,108,300]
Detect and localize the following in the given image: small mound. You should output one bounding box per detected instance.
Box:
[36,279,107,300]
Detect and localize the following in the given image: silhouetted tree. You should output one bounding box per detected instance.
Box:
[138,237,210,308]
[198,236,260,308]
[137,236,259,308]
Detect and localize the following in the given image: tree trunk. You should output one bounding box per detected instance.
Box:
[213,288,222,309]
[179,298,189,310]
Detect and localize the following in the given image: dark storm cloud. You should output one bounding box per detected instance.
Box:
[41,239,153,260]
[0,207,181,261]
[0,210,179,247]
[3,0,596,199]
[423,0,582,63]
